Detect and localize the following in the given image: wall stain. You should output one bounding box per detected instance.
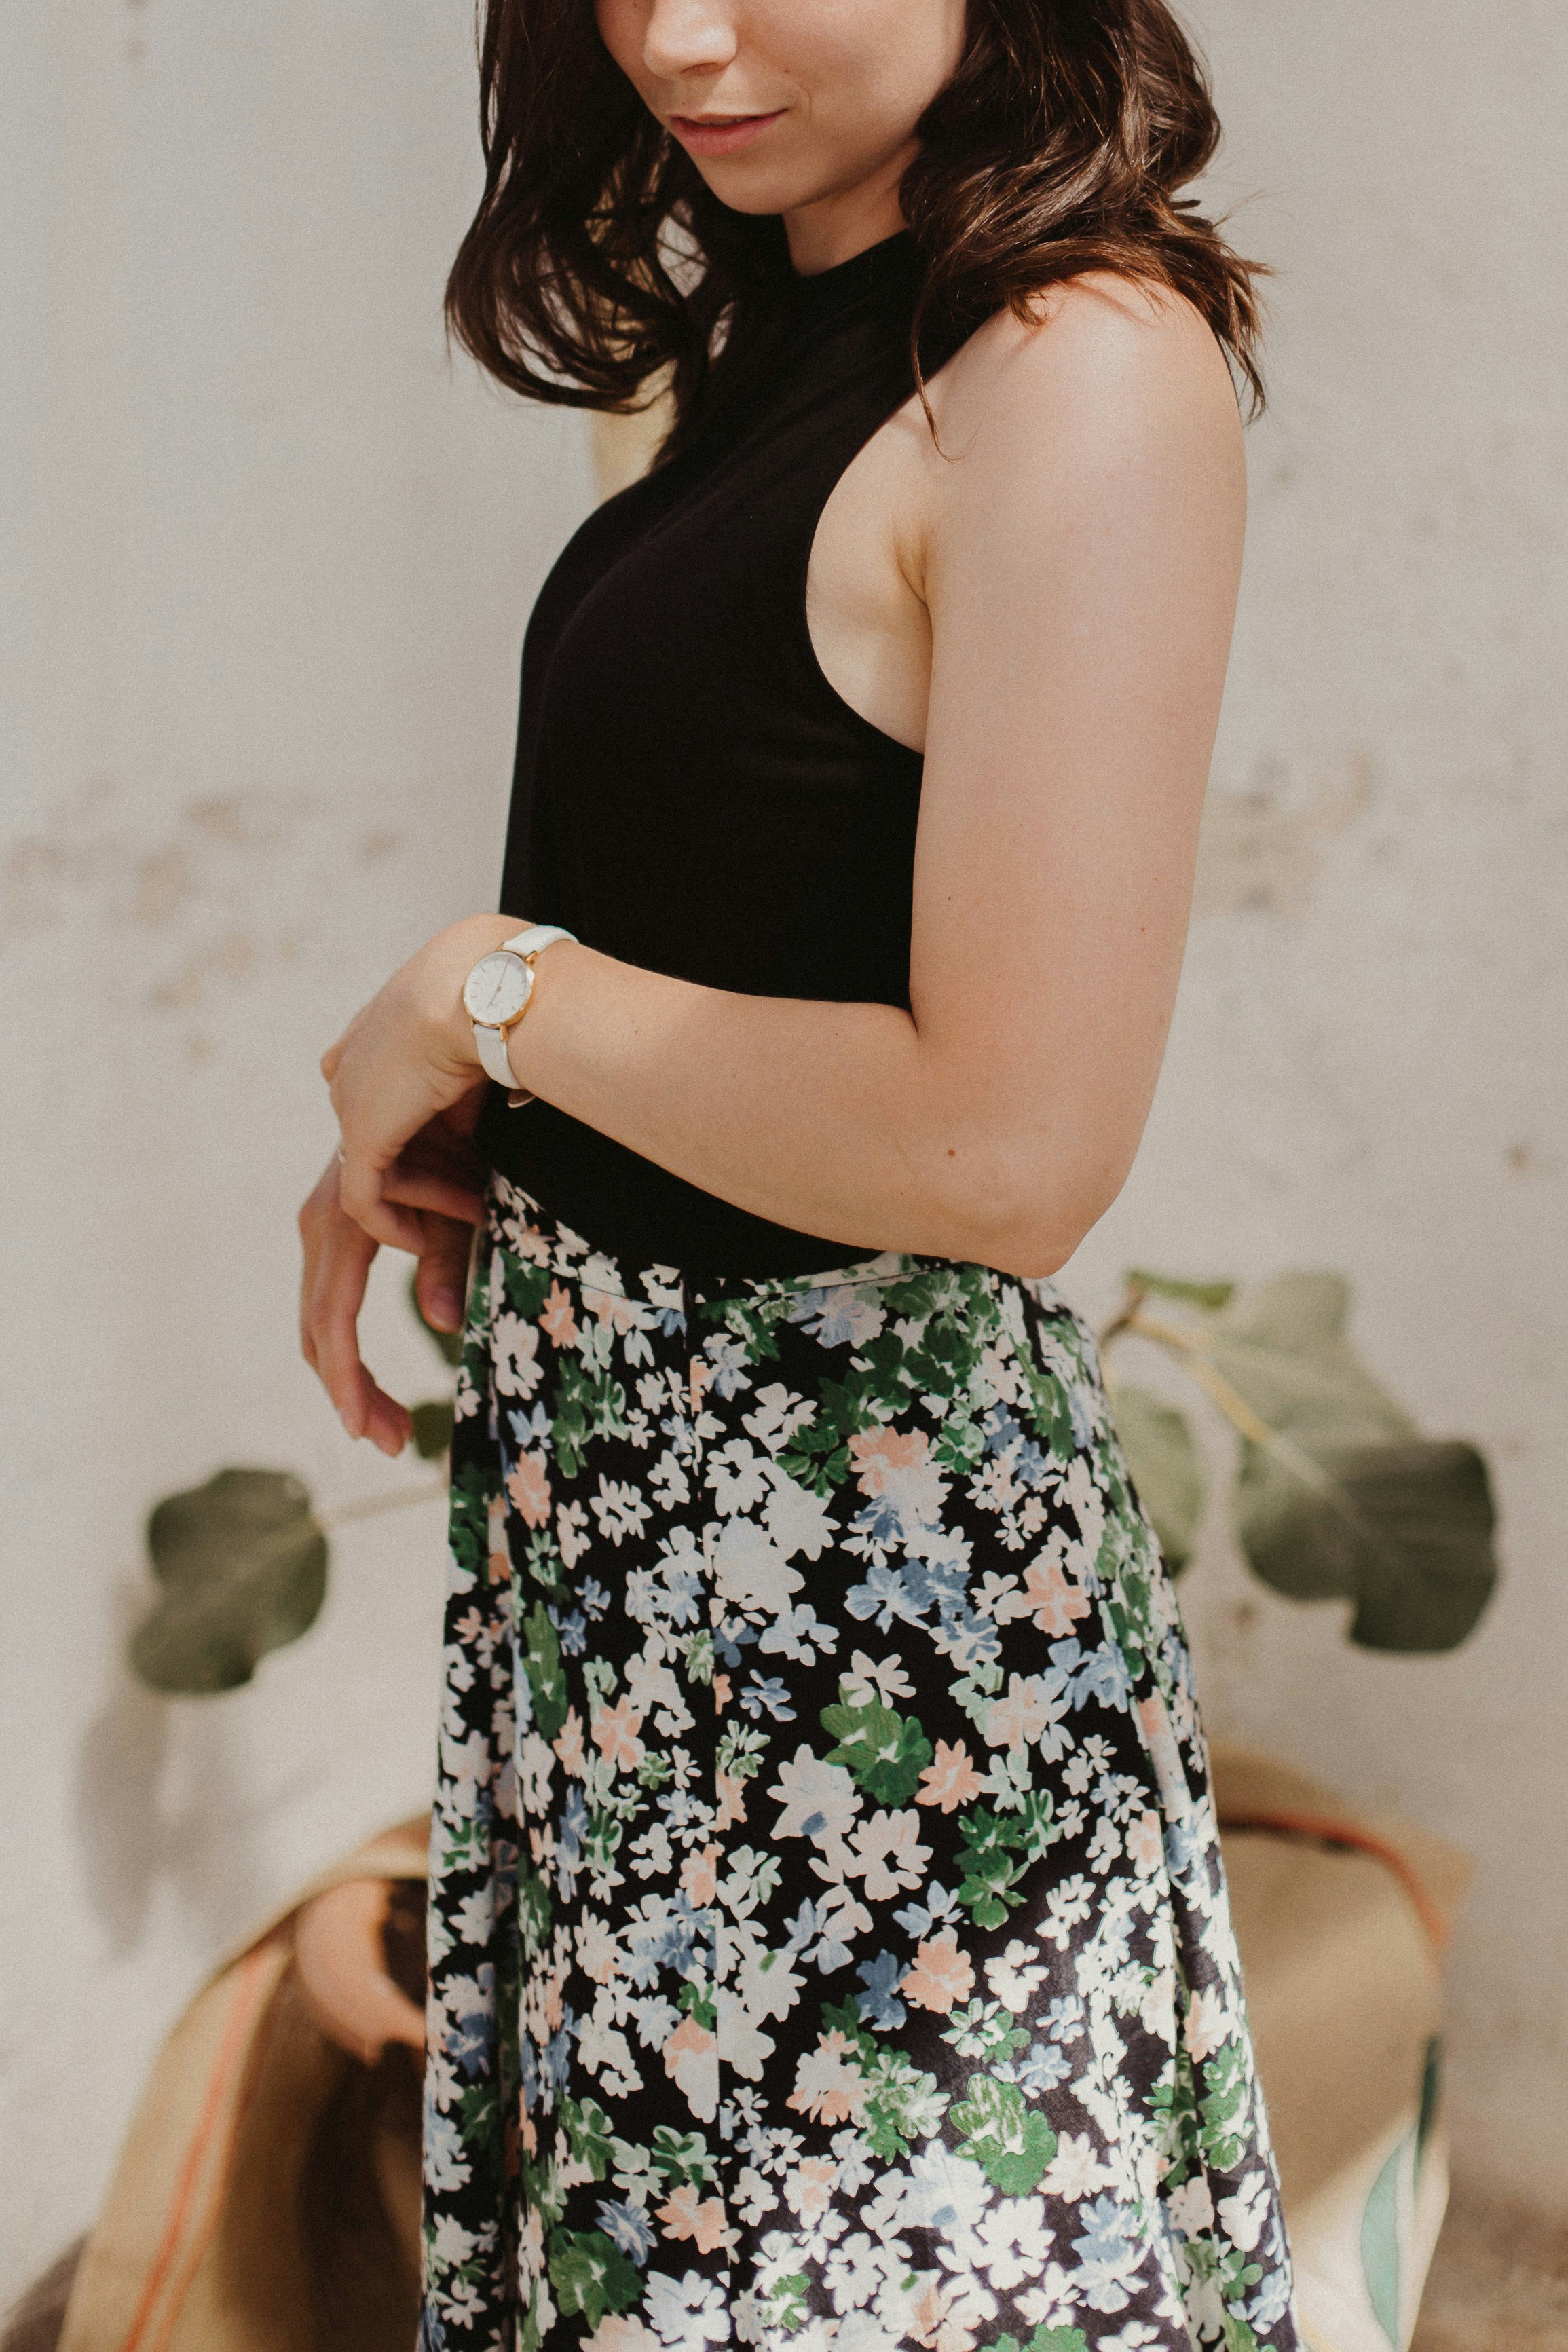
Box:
[150,929,257,1010]
[1193,749,1375,920]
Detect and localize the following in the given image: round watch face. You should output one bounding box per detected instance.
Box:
[463,950,534,1027]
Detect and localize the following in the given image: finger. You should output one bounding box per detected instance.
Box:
[415,1216,476,1334]
[307,1209,414,1454]
[383,1164,486,1228]
[298,1154,351,1374]
[337,1161,426,1255]
[306,1208,380,1434]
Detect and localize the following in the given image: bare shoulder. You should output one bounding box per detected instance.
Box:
[925,270,1245,510]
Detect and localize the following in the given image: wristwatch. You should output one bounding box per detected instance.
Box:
[462,925,577,1105]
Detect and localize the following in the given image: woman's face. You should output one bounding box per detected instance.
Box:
[595,0,966,238]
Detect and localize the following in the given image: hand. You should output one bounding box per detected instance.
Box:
[299,1108,483,1454]
[303,914,516,1453]
[320,914,515,1254]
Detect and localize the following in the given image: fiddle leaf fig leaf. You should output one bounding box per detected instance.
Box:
[1199,1273,1498,1653]
[1125,1269,1235,1312]
[1233,1436,1497,1654]
[1208,1273,1415,1447]
[1110,1387,1204,1573]
[410,1398,455,1461]
[130,1468,329,1694]
[409,1269,465,1368]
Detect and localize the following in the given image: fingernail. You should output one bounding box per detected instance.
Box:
[432,1289,462,1328]
[339,1407,358,1440]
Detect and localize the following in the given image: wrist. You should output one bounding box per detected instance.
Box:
[430,915,521,1069]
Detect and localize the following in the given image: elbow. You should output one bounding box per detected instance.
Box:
[927,1135,1127,1281]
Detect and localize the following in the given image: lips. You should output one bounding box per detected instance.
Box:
[666,109,785,158]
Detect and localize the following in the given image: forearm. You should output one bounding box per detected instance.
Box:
[505,940,1092,1274]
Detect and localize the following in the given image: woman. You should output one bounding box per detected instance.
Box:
[300,0,1296,2345]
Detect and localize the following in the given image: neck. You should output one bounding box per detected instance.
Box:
[781,142,913,276]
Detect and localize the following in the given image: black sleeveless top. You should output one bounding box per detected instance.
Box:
[477,233,927,1279]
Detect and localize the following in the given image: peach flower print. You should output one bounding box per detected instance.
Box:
[553,1706,586,1778]
[847,1424,930,1495]
[916,1738,984,1814]
[656,2184,734,2254]
[786,2031,868,2125]
[680,1844,720,1905]
[592,1696,646,1774]
[506,1451,552,1529]
[783,2155,840,2222]
[538,1278,579,1349]
[485,1493,512,1586]
[901,1933,975,2015]
[662,2012,718,2121]
[1022,1549,1091,1635]
[715,1770,747,1831]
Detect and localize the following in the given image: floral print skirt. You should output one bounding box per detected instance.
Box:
[422,1176,1297,2352]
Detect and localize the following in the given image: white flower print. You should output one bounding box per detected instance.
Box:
[770,1747,861,1842]
[1041,2131,1111,2202]
[491,1311,544,1400]
[837,1809,932,1901]
[1183,1985,1231,2062]
[591,1476,653,1545]
[425,1187,1296,2352]
[982,1939,1047,2014]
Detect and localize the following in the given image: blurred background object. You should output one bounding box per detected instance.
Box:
[2,0,1565,2330]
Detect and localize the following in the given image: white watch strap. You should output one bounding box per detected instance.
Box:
[472,1021,518,1087]
[472,925,578,1100]
[500,924,576,960]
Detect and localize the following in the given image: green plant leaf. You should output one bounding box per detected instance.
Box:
[1235,1437,1497,1653]
[1126,1269,1236,1311]
[1204,1275,1497,1653]
[130,1468,328,1694]
[409,1269,464,1367]
[1111,1386,1203,1572]
[410,1397,455,1460]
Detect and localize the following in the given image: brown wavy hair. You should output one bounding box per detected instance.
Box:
[445,0,1266,449]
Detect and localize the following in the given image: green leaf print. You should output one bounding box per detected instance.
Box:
[649,2127,717,2186]
[859,2047,948,2159]
[764,2273,812,2334]
[524,1527,564,1591]
[678,1980,718,2031]
[561,2096,617,2182]
[820,1695,933,1806]
[950,2073,1057,2195]
[523,1601,569,1740]
[503,1256,553,1319]
[954,1804,1053,1930]
[458,2080,499,2150]
[989,2330,1090,2352]
[777,1432,851,1498]
[1198,2036,1252,2175]
[448,1462,496,1586]
[547,2229,642,2328]
[549,1353,629,1481]
[517,1865,553,1958]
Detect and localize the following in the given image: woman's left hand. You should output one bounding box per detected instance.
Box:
[320,914,515,1252]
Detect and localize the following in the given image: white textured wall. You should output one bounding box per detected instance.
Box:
[1,0,1564,2297]
[1066,0,1568,2222]
[0,0,593,2290]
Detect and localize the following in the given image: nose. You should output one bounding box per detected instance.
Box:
[639,0,737,81]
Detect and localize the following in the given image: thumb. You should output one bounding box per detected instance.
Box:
[415,1215,476,1336]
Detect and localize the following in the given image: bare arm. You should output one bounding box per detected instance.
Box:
[485,280,1245,1274]
[309,279,1245,1446]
